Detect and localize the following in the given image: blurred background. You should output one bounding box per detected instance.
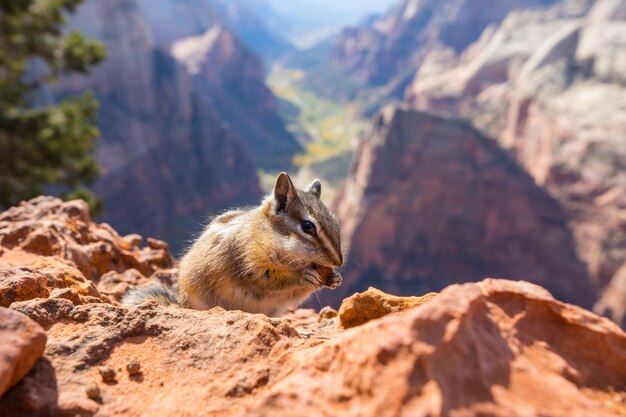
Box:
[1,0,625,323]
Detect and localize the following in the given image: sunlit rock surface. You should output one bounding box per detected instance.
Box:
[0,197,624,416]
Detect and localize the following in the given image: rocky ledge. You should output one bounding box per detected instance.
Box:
[0,197,625,417]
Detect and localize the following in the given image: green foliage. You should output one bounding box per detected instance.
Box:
[281,39,365,102]
[267,65,365,166]
[0,0,106,211]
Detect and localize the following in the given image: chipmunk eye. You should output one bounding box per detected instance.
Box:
[301,220,317,236]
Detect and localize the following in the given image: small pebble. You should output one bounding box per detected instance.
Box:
[85,382,100,399]
[99,366,116,383]
[318,306,338,320]
[127,360,141,375]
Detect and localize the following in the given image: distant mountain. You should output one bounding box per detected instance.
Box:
[135,0,294,61]
[268,0,397,48]
[214,0,295,60]
[171,25,301,168]
[37,0,305,250]
[330,0,558,88]
[78,0,301,170]
[133,0,302,168]
[329,0,626,317]
[404,0,626,289]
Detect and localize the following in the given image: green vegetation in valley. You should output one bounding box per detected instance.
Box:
[0,0,105,212]
[266,63,367,203]
[280,39,366,102]
[268,65,365,167]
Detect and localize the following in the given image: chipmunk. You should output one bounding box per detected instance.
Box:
[123,172,344,316]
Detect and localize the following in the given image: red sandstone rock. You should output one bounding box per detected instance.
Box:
[338,286,437,328]
[243,279,626,417]
[0,197,174,279]
[0,267,49,308]
[0,252,101,298]
[0,199,625,416]
[0,308,47,398]
[0,197,176,305]
[1,279,624,416]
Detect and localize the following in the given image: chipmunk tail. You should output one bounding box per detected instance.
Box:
[122,284,178,307]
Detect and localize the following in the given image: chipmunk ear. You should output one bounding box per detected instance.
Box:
[273,172,298,212]
[306,179,321,199]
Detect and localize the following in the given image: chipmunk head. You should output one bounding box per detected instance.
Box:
[265,172,343,270]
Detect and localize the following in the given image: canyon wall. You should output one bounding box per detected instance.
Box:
[329,0,625,314]
[330,0,558,88]
[38,0,265,252]
[332,107,594,308]
[404,0,626,292]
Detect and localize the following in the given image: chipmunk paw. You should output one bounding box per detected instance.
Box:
[303,268,324,288]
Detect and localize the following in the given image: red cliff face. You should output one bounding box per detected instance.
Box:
[41,0,265,250]
[404,0,626,305]
[172,26,301,168]
[330,0,558,87]
[134,0,301,168]
[332,107,594,308]
[135,0,294,61]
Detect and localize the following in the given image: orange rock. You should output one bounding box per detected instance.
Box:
[1,299,304,415]
[0,267,49,308]
[338,286,437,328]
[49,288,87,305]
[243,279,626,417]
[0,197,177,305]
[318,306,338,321]
[0,198,625,416]
[0,251,99,296]
[0,308,46,398]
[0,197,175,281]
[1,280,624,417]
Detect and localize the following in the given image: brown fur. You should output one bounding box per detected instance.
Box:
[177,173,343,316]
